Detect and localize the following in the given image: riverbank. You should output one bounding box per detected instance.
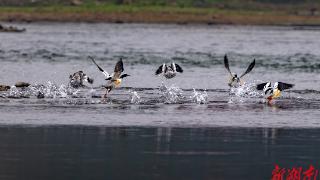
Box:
[0,5,320,25]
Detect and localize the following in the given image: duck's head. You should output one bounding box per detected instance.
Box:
[231,73,240,82]
[273,82,279,89]
[120,74,130,79]
[84,75,94,84]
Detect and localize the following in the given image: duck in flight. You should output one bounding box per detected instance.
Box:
[155,62,183,79]
[256,82,294,103]
[69,71,94,88]
[90,56,130,98]
[224,55,255,88]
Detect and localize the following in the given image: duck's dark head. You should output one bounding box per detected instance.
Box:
[87,77,94,84]
[232,74,240,82]
[120,74,130,79]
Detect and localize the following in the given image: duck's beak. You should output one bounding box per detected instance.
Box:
[266,95,274,105]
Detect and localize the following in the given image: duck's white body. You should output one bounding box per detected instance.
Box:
[257,81,294,102]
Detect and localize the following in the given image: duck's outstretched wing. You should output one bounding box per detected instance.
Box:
[114,58,124,73]
[89,56,111,78]
[174,63,183,73]
[256,82,268,90]
[113,58,124,79]
[277,82,294,91]
[240,59,255,78]
[224,55,233,76]
[155,64,165,75]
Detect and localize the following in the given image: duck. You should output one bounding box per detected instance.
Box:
[69,71,94,88]
[0,85,10,91]
[256,82,294,103]
[0,81,31,92]
[0,24,26,33]
[90,56,130,98]
[14,82,31,88]
[224,55,255,88]
[155,62,183,79]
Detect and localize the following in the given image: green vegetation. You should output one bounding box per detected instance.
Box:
[1,0,319,9]
[0,4,217,13]
[0,0,319,25]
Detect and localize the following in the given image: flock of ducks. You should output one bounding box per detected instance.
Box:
[72,55,294,103]
[0,55,294,103]
[224,55,294,103]
[224,55,294,104]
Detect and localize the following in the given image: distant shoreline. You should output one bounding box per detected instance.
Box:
[1,5,320,26]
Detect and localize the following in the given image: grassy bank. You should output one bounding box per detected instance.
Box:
[0,4,320,25]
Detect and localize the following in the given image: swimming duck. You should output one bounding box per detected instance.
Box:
[256,82,294,103]
[69,71,94,88]
[15,82,31,88]
[155,62,183,79]
[0,85,10,91]
[224,55,255,87]
[0,24,26,33]
[0,82,31,91]
[90,56,130,98]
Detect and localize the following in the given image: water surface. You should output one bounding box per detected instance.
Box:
[0,23,319,127]
[1,126,320,180]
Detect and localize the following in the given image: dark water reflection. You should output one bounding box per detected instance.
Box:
[0,126,319,180]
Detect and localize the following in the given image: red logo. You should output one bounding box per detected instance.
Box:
[272,164,319,180]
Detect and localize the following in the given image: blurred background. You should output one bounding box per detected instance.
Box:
[0,0,319,9]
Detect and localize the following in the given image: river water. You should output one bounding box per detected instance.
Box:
[0,23,319,179]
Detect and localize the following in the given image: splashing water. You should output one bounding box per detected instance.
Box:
[228,82,263,104]
[58,84,69,98]
[129,90,141,104]
[34,81,78,98]
[2,81,80,99]
[190,89,208,104]
[8,86,28,98]
[85,88,97,99]
[159,83,184,104]
[230,82,262,98]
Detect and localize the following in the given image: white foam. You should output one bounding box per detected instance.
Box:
[129,90,141,104]
[159,83,183,104]
[190,88,208,104]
